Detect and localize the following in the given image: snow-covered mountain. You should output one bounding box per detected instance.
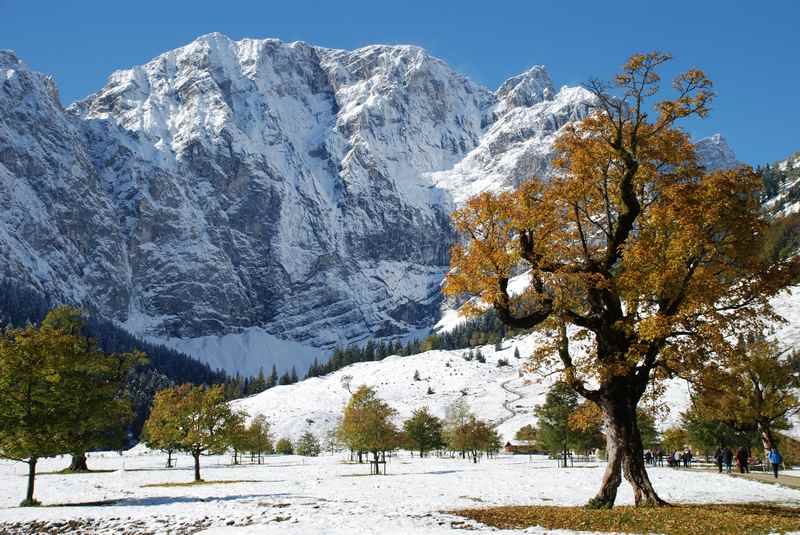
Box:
[694,133,740,170]
[766,149,800,217]
[0,34,739,376]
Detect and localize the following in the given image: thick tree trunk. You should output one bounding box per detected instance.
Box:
[68,452,89,472]
[193,452,202,482]
[588,394,668,508]
[758,422,775,452]
[166,449,174,468]
[22,458,37,506]
[371,451,381,475]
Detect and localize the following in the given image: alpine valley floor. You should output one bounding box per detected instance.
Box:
[2,451,800,534]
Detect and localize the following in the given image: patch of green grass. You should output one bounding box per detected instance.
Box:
[452,503,800,535]
[141,479,261,488]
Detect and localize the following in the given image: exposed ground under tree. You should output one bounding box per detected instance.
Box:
[453,503,800,535]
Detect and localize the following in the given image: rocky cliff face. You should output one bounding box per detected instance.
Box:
[0,34,736,375]
[694,133,739,170]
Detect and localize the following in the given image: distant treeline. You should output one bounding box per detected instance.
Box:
[305,309,529,379]
[222,364,300,400]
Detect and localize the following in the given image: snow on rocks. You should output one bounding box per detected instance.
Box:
[0,33,601,377]
[1,34,756,378]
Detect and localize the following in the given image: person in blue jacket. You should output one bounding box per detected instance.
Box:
[768,448,783,479]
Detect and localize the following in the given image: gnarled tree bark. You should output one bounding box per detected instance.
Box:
[68,452,89,472]
[588,382,668,508]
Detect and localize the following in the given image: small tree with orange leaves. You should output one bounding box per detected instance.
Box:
[445,52,798,507]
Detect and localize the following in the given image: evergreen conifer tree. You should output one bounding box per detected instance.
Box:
[267,365,279,388]
[296,431,321,456]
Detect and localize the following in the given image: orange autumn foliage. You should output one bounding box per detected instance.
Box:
[445,51,799,507]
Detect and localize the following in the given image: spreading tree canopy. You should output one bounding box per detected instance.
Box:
[338,385,398,473]
[693,338,800,453]
[142,387,185,468]
[41,308,145,472]
[681,403,758,456]
[457,416,501,463]
[143,384,238,482]
[403,407,444,457]
[444,52,798,507]
[0,306,142,505]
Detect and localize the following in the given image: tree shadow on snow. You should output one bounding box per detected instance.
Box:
[48,493,293,508]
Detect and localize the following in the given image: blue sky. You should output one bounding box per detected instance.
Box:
[3,0,798,164]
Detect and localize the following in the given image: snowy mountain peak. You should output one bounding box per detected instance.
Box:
[495,65,554,109]
[695,133,740,170]
[1,50,64,115]
[0,49,23,68]
[0,34,740,377]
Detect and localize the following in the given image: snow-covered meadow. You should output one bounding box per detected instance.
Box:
[2,450,800,534]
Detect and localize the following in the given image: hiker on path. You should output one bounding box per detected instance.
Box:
[736,447,750,473]
[683,447,692,468]
[768,448,783,479]
[723,447,733,473]
[714,447,723,473]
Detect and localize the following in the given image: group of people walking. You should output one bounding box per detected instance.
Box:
[644,447,694,468]
[644,447,665,466]
[643,444,785,479]
[713,446,784,478]
[667,447,693,468]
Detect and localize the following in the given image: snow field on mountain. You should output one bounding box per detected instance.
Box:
[234,284,798,445]
[232,334,545,443]
[2,451,800,534]
[230,329,694,445]
[153,326,329,379]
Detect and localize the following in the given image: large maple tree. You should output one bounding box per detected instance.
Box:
[445,52,798,507]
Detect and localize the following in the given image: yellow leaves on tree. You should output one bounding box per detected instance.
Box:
[144,384,239,482]
[337,385,398,471]
[444,51,799,508]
